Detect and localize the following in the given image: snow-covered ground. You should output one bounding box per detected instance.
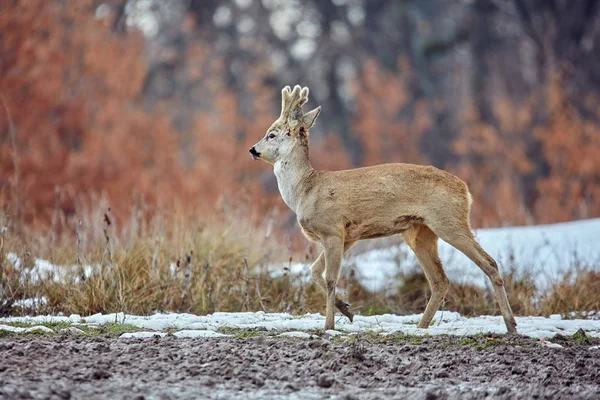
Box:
[5,252,97,284]
[274,218,600,292]
[1,311,600,340]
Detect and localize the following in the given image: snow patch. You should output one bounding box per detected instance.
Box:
[172,330,229,338]
[12,297,48,308]
[60,327,85,335]
[278,331,315,339]
[0,324,54,334]
[0,314,82,325]
[540,340,564,349]
[6,253,98,284]
[120,332,167,339]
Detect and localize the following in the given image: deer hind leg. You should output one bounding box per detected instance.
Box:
[430,222,517,333]
[402,224,449,329]
[311,241,356,322]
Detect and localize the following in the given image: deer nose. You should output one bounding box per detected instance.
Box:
[249,147,261,160]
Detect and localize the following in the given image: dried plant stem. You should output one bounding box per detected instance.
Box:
[254,266,268,312]
[103,209,113,265]
[76,220,83,266]
[242,258,250,311]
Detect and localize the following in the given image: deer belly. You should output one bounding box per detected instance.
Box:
[344,220,395,241]
[345,215,424,241]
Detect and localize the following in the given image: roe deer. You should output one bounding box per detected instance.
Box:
[249,85,517,333]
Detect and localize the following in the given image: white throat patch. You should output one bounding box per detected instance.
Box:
[274,160,301,212]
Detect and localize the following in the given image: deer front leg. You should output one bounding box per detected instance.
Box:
[322,236,344,331]
[311,243,356,322]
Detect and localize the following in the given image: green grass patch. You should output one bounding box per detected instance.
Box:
[384,333,425,345]
[20,328,56,336]
[454,334,505,350]
[336,331,427,346]
[92,323,144,337]
[6,320,72,330]
[216,326,269,338]
[572,330,592,345]
[474,337,503,351]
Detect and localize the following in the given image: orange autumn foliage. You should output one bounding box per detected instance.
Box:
[353,59,430,167]
[0,1,279,229]
[533,75,600,223]
[0,0,183,227]
[1,2,599,237]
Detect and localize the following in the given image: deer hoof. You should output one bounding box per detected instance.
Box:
[335,299,354,323]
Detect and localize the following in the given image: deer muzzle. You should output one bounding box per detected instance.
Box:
[249,147,261,160]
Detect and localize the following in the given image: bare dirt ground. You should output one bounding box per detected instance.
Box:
[1,333,599,400]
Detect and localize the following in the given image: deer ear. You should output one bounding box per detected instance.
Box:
[302,106,321,130]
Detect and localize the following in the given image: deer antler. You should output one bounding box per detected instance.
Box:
[280,85,309,127]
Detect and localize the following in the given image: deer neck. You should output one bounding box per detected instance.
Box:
[273,144,313,213]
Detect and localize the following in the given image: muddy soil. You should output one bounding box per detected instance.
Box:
[1,334,599,400]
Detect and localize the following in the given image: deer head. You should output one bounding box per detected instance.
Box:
[249,85,321,164]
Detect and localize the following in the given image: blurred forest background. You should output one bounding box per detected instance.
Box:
[2,0,600,238]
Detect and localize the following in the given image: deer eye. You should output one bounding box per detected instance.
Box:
[268,133,276,139]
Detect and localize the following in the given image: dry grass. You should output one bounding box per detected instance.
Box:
[540,270,600,318]
[0,205,304,316]
[1,206,599,319]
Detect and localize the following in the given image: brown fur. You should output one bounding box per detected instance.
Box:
[250,85,517,333]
